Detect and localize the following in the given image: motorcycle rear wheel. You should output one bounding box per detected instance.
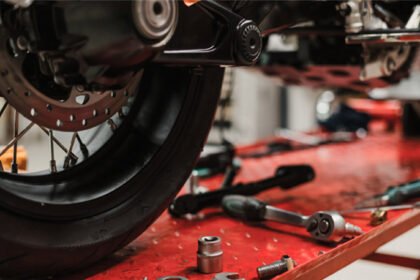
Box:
[0,65,224,278]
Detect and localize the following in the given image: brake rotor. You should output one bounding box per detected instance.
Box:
[0,31,138,132]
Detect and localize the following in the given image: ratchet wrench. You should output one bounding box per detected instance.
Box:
[222,195,363,243]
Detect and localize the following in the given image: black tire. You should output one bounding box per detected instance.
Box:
[0,65,224,278]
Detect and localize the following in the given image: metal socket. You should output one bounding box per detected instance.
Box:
[197,236,223,274]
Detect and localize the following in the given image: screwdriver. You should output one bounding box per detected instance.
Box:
[355,179,420,209]
[169,165,315,217]
[341,201,420,214]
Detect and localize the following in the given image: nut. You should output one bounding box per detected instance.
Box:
[370,209,388,226]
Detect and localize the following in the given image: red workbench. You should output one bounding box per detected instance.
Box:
[71,133,420,280]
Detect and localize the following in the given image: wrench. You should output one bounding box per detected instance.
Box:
[169,165,315,217]
[222,195,363,243]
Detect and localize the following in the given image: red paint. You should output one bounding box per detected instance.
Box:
[69,133,420,279]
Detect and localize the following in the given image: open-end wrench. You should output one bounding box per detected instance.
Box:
[222,195,363,243]
[169,165,315,217]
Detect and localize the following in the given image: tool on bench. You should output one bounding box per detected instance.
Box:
[340,202,420,226]
[257,255,296,279]
[195,141,236,178]
[341,201,420,214]
[197,236,223,274]
[369,209,388,226]
[239,141,293,159]
[277,129,358,146]
[220,158,241,189]
[222,195,363,243]
[213,272,244,280]
[169,165,315,217]
[355,179,420,209]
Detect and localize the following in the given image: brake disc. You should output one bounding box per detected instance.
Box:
[0,30,137,132]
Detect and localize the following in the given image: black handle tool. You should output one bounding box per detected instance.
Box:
[169,165,315,217]
[222,195,363,243]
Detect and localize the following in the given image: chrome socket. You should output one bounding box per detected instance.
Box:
[133,0,178,47]
[197,236,223,274]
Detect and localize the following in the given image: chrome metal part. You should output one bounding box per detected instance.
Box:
[339,0,386,33]
[339,0,364,33]
[63,133,77,169]
[133,0,178,46]
[306,211,364,243]
[4,0,33,8]
[265,205,308,226]
[49,130,57,173]
[346,5,420,44]
[197,236,223,274]
[370,209,388,226]
[360,45,411,80]
[340,202,420,214]
[406,5,420,29]
[11,110,18,173]
[213,272,244,280]
[222,196,363,243]
[188,170,209,195]
[257,255,296,279]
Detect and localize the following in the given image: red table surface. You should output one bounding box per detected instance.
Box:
[69,133,420,280]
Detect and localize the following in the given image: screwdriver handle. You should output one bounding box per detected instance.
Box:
[222,195,267,221]
[169,165,315,217]
[222,195,308,227]
[388,180,420,205]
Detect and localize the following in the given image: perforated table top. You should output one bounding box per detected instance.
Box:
[70,133,420,280]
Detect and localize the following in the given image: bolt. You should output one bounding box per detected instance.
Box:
[257,255,296,279]
[16,36,29,51]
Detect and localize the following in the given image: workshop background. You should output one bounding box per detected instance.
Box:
[1,65,418,279]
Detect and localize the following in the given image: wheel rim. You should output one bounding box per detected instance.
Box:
[0,65,194,220]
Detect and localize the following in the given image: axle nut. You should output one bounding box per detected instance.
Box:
[197,236,223,274]
[236,20,262,65]
[133,0,178,46]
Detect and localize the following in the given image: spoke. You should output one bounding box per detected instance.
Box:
[49,130,57,173]
[38,126,79,163]
[107,119,117,131]
[76,133,89,158]
[0,122,35,158]
[63,133,77,169]
[11,111,19,173]
[0,101,8,119]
